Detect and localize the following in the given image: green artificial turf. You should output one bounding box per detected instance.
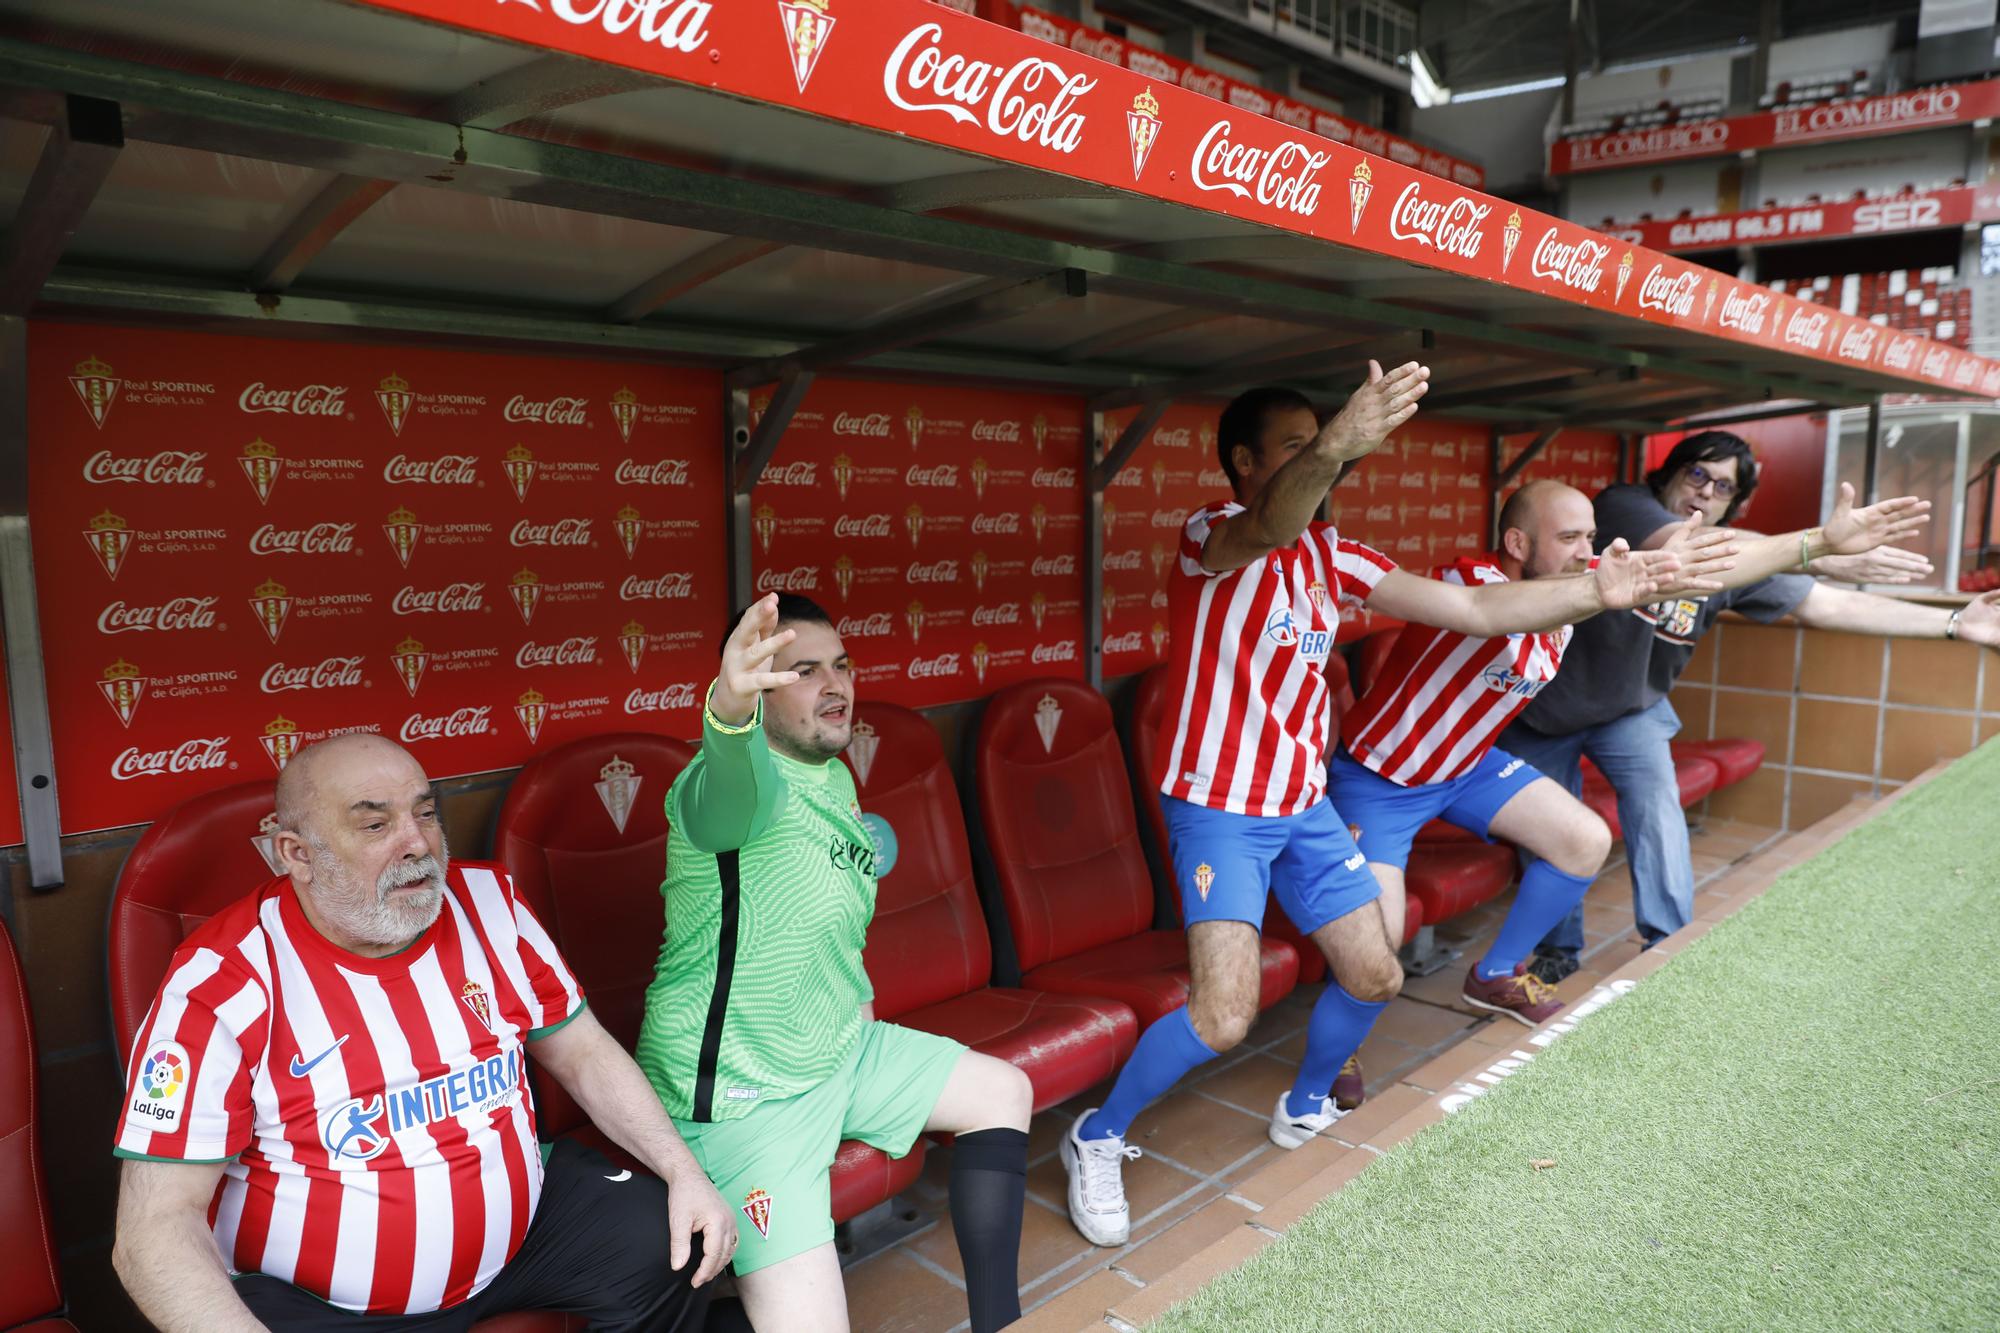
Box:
[1157,741,2000,1332]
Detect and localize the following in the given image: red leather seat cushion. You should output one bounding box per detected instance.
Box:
[1351,626,1402,698]
[1402,842,1515,926]
[830,1138,926,1225]
[894,988,1136,1112]
[1675,755,1721,806]
[1673,738,1764,789]
[1021,929,1298,1029]
[1415,818,1478,844]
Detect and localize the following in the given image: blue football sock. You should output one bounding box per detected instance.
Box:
[1478,862,1595,980]
[1081,1007,1217,1141]
[1287,982,1386,1118]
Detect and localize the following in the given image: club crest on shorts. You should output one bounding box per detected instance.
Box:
[1193,862,1215,901]
[742,1188,774,1239]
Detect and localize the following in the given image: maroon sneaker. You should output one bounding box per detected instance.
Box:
[1332,1055,1365,1110]
[1462,963,1564,1027]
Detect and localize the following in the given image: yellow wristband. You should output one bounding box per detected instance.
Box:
[1800,528,1819,570]
[703,680,762,734]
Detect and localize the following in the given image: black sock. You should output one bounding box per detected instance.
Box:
[703,1296,755,1333]
[949,1127,1028,1333]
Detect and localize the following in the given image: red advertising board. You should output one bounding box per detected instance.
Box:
[1608,184,2000,253]
[1552,79,2000,175]
[1099,404,1228,679]
[1332,418,1496,575]
[346,0,2000,397]
[749,378,1087,705]
[31,322,729,835]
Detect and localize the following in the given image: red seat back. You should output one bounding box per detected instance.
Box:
[975,679,1155,973]
[841,703,989,1019]
[1351,626,1400,700]
[0,919,64,1328]
[109,779,281,1064]
[494,733,695,1053]
[1129,666,1175,894]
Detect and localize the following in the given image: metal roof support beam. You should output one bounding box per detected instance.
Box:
[1092,401,1171,492]
[605,237,781,324]
[0,93,121,313]
[734,370,815,498]
[1422,367,1638,414]
[1668,400,1837,430]
[247,175,397,292]
[1535,393,1740,432]
[723,269,1087,389]
[1496,427,1561,490]
[1056,308,1224,364]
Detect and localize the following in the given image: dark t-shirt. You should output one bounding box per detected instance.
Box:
[1516,483,1812,736]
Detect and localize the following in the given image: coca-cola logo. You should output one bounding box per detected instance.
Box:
[111,737,229,780]
[1031,641,1078,664]
[383,453,478,485]
[261,656,364,693]
[249,522,355,556]
[1105,631,1144,653]
[1182,68,1229,100]
[906,560,960,584]
[1883,335,1918,370]
[239,382,348,416]
[836,613,894,638]
[905,464,960,487]
[971,512,1021,534]
[624,682,702,714]
[1150,510,1182,528]
[1636,264,1698,317]
[400,705,495,743]
[515,636,599,669]
[1198,467,1230,487]
[833,411,892,437]
[972,602,1020,626]
[1529,230,1608,293]
[1154,427,1192,448]
[83,450,206,485]
[391,582,485,615]
[1387,182,1490,258]
[1952,355,1978,387]
[510,518,593,547]
[907,652,962,679]
[1033,555,1077,576]
[971,419,1020,442]
[1102,550,1143,571]
[760,461,819,486]
[1837,322,1880,361]
[1718,288,1773,335]
[527,0,710,60]
[755,566,819,593]
[885,23,1095,155]
[620,572,696,600]
[1031,466,1077,488]
[1921,346,1951,378]
[1782,308,1830,351]
[833,514,892,538]
[98,596,219,634]
[503,394,588,426]
[612,458,691,486]
[1190,121,1329,216]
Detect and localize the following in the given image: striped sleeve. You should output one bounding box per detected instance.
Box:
[114,946,268,1162]
[1332,537,1396,603]
[507,878,584,1038]
[1177,502,1243,577]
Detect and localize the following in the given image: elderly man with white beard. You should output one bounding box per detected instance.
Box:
[111,733,735,1332]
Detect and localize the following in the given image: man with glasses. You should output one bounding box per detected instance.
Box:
[1501,430,2000,981]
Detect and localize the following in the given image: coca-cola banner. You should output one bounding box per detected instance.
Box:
[1501,431,1622,500]
[1607,184,2000,254]
[349,0,1999,397]
[31,322,728,835]
[1098,405,1228,678]
[1333,418,1494,581]
[1553,79,2000,175]
[749,379,1087,706]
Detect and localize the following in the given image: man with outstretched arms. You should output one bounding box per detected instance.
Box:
[635,594,1032,1333]
[111,734,731,1332]
[1059,366,1735,1247]
[1503,430,2000,981]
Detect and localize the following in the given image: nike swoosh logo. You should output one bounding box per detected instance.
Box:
[604,1169,632,1183]
[288,1034,350,1078]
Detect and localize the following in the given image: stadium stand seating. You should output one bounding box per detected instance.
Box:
[495,733,926,1221]
[1,917,78,1333]
[841,702,1138,1110]
[976,679,1300,1026]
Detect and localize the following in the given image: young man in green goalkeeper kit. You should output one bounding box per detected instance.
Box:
[635,592,1032,1333]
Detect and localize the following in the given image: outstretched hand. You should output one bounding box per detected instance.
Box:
[1822,482,1931,557]
[1955,588,2000,649]
[1812,546,1935,585]
[1649,513,1738,599]
[1315,359,1430,463]
[1591,538,1695,612]
[710,593,798,726]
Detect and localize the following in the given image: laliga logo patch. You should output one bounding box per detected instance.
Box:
[860,812,899,878]
[129,1040,190,1127]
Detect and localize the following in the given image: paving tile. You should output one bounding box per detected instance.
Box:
[1255,1149,1376,1230]
[1106,1226,1276,1328]
[1123,1088,1271,1178]
[1551,966,1607,1006]
[1114,1197,1257,1282]
[1013,1269,1133,1333]
[1587,937,1643,972]
[1358,1096,1449,1151]
[1371,996,1479,1047]
[1027,1139,1205,1224]
[1394,964,1488,1015]
[1323,1081,1427,1145]
[911,1188,1093,1291]
[1604,947,1674,987]
[1399,1036,1506,1093]
[1228,1133,1352,1207]
[840,1250,969,1333]
[1186,1052,1299,1117]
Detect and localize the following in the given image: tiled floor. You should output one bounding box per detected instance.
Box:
[840,818,1784,1332]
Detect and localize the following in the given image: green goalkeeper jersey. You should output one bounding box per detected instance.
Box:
[635,699,879,1122]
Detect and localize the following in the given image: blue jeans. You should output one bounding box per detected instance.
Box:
[1497,696,1693,959]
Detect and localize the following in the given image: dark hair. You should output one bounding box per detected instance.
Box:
[720,594,833,654]
[1645,430,1759,523]
[1217,386,1316,490]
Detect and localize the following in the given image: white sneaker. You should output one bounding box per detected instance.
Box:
[1268,1090,1345,1149]
[1060,1109,1141,1246]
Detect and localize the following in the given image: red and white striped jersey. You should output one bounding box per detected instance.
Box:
[1155,501,1395,816]
[114,861,583,1316]
[1343,556,1574,785]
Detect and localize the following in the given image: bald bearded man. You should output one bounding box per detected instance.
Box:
[112,734,734,1332]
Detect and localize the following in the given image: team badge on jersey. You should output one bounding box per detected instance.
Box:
[742,1188,774,1239]
[1193,862,1215,902]
[460,980,494,1032]
[1635,596,1703,643]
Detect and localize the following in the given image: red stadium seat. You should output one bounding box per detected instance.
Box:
[1578,753,1722,839]
[976,679,1299,1027]
[1350,626,1402,698]
[1,919,78,1332]
[844,703,1138,1111]
[497,730,921,1223]
[1672,738,1765,790]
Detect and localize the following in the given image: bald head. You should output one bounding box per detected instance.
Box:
[275,733,427,843]
[1497,480,1597,579]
